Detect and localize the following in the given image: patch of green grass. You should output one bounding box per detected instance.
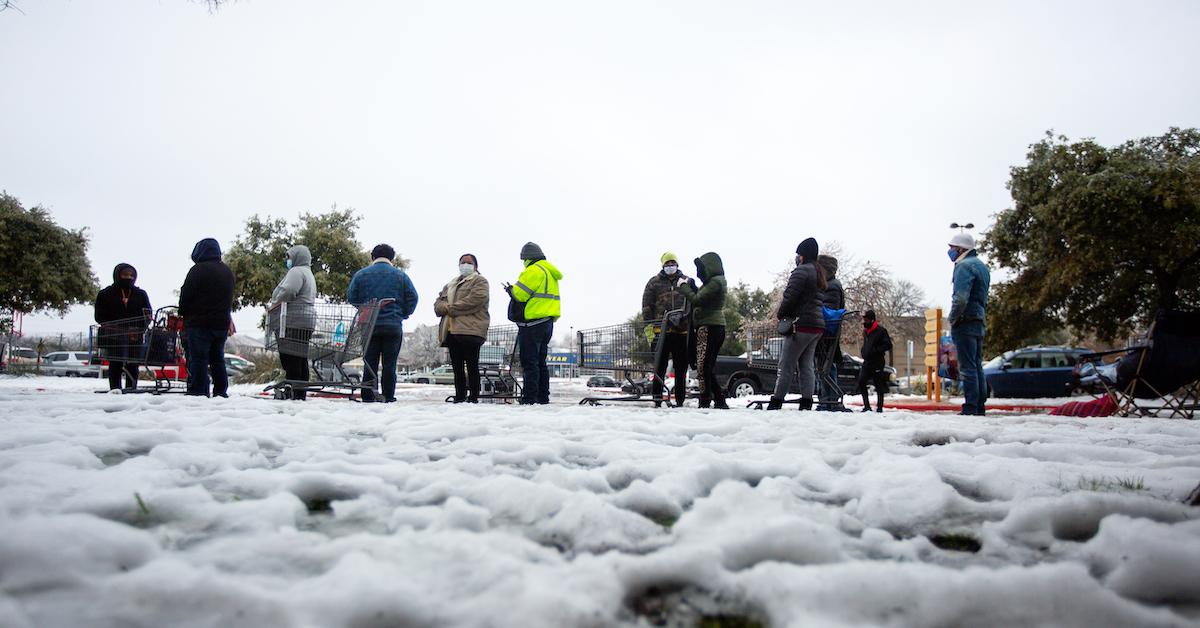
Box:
[700,615,765,628]
[929,533,982,553]
[644,511,680,530]
[134,492,151,517]
[1076,475,1147,493]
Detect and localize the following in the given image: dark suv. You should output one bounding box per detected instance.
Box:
[982,346,1091,398]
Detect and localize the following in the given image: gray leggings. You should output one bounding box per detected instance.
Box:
[772,330,822,399]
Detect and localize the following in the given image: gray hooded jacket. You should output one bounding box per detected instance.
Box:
[271,245,318,329]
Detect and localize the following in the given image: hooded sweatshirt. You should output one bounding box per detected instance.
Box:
[179,238,236,331]
[95,263,152,325]
[270,245,318,329]
[817,255,845,310]
[679,252,726,327]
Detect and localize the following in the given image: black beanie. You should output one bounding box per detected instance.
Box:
[371,244,395,261]
[864,309,877,322]
[796,237,819,261]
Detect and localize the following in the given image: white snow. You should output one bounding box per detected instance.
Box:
[1,374,1199,627]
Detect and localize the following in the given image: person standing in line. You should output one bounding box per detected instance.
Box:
[816,254,846,411]
[269,245,317,401]
[179,238,235,398]
[94,263,152,392]
[856,310,893,412]
[506,242,562,405]
[948,232,992,416]
[435,253,490,403]
[641,251,690,408]
[766,238,826,411]
[347,244,419,403]
[678,252,729,409]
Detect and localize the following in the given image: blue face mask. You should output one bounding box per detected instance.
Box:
[947,248,960,262]
[286,259,293,269]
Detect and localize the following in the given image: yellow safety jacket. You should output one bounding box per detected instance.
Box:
[511,259,562,324]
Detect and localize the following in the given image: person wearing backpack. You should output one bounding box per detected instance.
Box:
[857,310,893,412]
[505,242,562,405]
[641,251,691,407]
[766,238,826,411]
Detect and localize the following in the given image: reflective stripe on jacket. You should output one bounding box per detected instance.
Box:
[512,260,562,323]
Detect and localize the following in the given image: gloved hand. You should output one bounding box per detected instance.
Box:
[687,278,698,291]
[643,324,657,345]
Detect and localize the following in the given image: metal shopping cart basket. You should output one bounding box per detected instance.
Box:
[442,324,523,403]
[577,311,686,406]
[89,306,186,394]
[263,299,389,400]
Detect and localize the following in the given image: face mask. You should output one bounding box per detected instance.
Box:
[663,264,678,275]
[947,248,960,262]
[286,259,293,269]
[118,276,134,287]
[459,263,476,276]
[864,321,873,330]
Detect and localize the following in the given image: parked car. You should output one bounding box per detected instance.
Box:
[224,354,253,376]
[1,344,40,372]
[42,351,101,377]
[314,357,363,383]
[714,351,898,399]
[587,375,619,388]
[983,346,1091,398]
[409,365,457,385]
[619,373,700,395]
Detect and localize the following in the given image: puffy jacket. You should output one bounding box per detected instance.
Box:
[679,252,726,327]
[817,256,845,310]
[510,259,562,324]
[778,261,825,330]
[435,272,490,341]
[642,269,690,332]
[949,251,991,336]
[270,245,317,330]
[179,238,235,331]
[95,263,152,325]
[861,323,893,369]
[346,261,419,331]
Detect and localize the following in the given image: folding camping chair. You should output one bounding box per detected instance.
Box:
[1078,310,1200,419]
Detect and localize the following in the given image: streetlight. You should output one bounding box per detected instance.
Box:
[950,222,974,232]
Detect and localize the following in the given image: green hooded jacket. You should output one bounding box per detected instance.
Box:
[678,252,726,327]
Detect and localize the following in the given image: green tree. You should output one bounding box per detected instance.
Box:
[984,128,1200,347]
[0,192,98,315]
[224,206,409,310]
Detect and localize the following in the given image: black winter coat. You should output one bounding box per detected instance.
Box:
[95,263,152,325]
[179,238,235,331]
[777,262,825,330]
[861,324,893,369]
[820,277,845,310]
[642,270,690,331]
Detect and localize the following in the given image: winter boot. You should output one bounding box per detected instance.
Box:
[765,397,784,411]
[713,393,730,410]
[875,392,885,413]
[797,397,813,412]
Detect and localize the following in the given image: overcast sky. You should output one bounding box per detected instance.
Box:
[4,0,1199,341]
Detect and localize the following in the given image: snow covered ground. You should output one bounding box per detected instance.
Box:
[2,375,1199,627]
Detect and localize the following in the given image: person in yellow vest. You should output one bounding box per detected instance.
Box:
[505,242,562,405]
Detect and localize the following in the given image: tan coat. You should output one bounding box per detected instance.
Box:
[435,272,490,342]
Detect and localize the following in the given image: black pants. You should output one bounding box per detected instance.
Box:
[694,325,726,407]
[279,327,312,400]
[363,327,402,402]
[447,334,485,402]
[856,364,889,411]
[652,332,689,405]
[107,361,140,390]
[517,321,553,404]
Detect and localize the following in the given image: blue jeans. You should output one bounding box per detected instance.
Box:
[186,327,228,397]
[518,321,553,404]
[952,330,987,415]
[363,327,402,402]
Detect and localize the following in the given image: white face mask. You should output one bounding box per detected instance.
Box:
[663,264,678,275]
[459,263,476,276]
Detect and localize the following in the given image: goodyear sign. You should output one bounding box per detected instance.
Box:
[548,353,577,365]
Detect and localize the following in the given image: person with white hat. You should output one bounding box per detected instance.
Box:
[947,232,991,416]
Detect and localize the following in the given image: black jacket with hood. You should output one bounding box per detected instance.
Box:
[861,323,893,369]
[778,261,825,330]
[95,263,152,325]
[179,238,235,331]
[817,255,845,311]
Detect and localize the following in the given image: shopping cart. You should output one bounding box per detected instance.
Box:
[577,312,684,406]
[89,306,186,394]
[263,299,389,400]
[442,324,523,403]
[743,310,859,409]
